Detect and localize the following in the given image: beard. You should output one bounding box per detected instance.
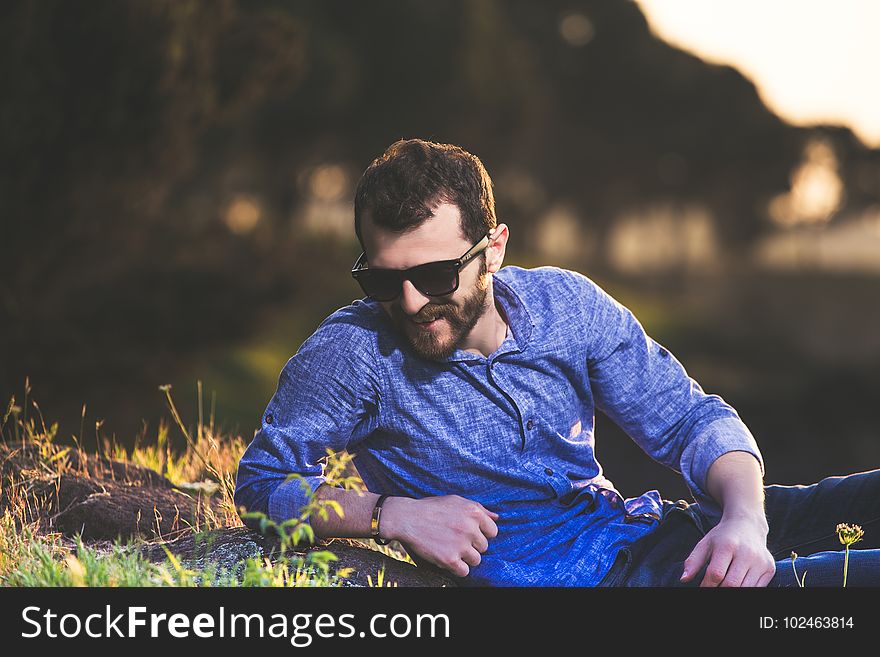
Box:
[390,262,490,362]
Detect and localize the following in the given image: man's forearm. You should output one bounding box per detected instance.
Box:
[682,450,776,586]
[311,484,381,538]
[310,485,412,541]
[705,450,768,526]
[309,485,499,578]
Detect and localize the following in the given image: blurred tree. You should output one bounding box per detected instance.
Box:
[1,0,878,439]
[0,0,310,424]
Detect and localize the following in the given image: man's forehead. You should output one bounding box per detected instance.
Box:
[362,204,471,268]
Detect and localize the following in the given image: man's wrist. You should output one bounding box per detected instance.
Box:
[720,507,769,533]
[376,495,411,543]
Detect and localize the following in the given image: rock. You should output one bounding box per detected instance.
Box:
[140,526,457,587]
[66,449,175,488]
[49,473,210,540]
[1,442,213,541]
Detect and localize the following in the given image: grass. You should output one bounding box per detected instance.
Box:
[9,379,862,588]
[0,521,351,587]
[0,378,399,587]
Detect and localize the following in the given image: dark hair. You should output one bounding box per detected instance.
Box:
[354,139,497,251]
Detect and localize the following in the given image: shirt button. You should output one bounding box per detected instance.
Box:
[265,414,274,424]
[544,467,554,476]
[526,419,534,430]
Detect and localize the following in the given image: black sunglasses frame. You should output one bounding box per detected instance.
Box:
[351,234,491,301]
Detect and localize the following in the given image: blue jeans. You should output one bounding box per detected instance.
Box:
[598,469,880,587]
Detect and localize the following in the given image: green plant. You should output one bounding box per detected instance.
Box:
[787,523,866,589]
[367,566,398,587]
[836,523,864,588]
[237,447,367,585]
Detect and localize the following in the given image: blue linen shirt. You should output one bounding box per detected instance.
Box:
[234,265,764,586]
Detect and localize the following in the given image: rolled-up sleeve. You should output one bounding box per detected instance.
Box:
[575,272,763,514]
[233,306,381,526]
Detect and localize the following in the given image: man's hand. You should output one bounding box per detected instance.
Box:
[683,450,775,587]
[381,495,499,577]
[680,515,776,587]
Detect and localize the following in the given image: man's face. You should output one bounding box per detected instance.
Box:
[361,203,490,361]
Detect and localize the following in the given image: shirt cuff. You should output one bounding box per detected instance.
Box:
[681,416,764,520]
[268,474,326,525]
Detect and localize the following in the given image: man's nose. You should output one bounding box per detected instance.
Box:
[399,279,430,316]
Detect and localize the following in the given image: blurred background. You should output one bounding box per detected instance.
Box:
[2,0,879,502]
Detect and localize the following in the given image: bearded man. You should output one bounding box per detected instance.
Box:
[234,139,880,587]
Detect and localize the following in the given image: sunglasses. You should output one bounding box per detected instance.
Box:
[351,234,491,302]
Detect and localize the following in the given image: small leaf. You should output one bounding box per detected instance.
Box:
[307,551,338,566]
[323,500,344,519]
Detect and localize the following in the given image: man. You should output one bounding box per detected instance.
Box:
[235,139,880,586]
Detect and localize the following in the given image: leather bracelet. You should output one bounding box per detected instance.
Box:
[371,494,391,545]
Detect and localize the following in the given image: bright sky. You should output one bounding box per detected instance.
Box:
[634,0,880,147]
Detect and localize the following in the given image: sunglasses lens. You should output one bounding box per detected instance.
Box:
[354,262,460,301]
[357,270,402,301]
[410,264,458,296]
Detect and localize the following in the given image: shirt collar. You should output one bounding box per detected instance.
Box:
[441,269,534,363]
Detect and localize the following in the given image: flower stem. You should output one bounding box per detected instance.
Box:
[790,552,805,588]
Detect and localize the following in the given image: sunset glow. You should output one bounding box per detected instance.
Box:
[635,0,880,147]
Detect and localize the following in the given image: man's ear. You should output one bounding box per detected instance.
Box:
[486,223,509,274]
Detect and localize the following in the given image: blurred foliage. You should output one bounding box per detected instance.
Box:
[1,1,879,490]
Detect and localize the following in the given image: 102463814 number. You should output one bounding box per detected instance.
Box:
[783,617,854,629]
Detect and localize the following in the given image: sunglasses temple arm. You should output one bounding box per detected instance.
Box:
[352,252,367,273]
